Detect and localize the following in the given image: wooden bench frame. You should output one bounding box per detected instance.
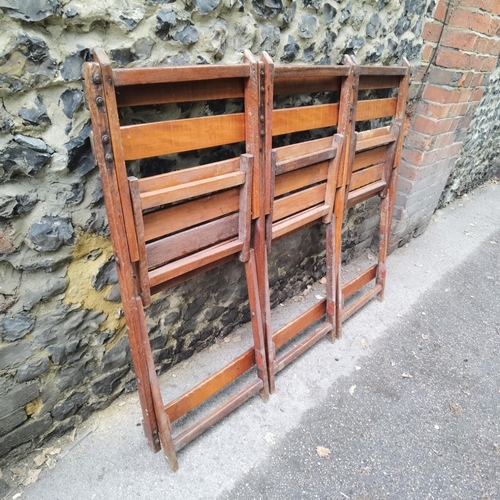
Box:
[255,53,358,392]
[84,48,269,471]
[336,57,411,337]
[84,49,410,470]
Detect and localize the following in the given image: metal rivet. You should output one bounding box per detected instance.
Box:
[260,70,264,76]
[260,129,265,136]
[105,153,113,163]
[260,86,265,91]
[93,74,102,85]
[260,115,264,121]
[95,96,104,107]
[102,134,110,144]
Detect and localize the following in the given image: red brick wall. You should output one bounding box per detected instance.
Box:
[392,0,500,247]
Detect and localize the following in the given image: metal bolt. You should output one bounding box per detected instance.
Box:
[95,96,104,107]
[102,134,110,144]
[260,129,265,136]
[260,86,265,92]
[93,74,102,85]
[105,153,113,163]
[260,115,264,121]
[260,70,264,76]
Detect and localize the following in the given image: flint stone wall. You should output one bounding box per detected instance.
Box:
[0,0,496,463]
[439,59,500,206]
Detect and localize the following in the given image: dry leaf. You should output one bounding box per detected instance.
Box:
[319,277,327,285]
[316,446,331,458]
[33,453,47,467]
[421,334,429,340]
[10,467,24,476]
[23,468,41,486]
[12,494,22,500]
[449,401,463,417]
[401,373,412,379]
[360,339,367,349]
[493,443,500,456]
[315,294,324,300]
[70,429,77,442]
[349,385,356,395]
[48,448,61,456]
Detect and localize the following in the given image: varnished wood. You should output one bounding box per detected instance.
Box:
[276,148,335,175]
[121,113,246,161]
[356,97,398,121]
[113,64,250,86]
[148,239,244,287]
[140,171,246,210]
[138,158,240,193]
[274,162,329,197]
[342,264,377,299]
[146,214,239,269]
[271,205,330,241]
[338,60,410,337]
[143,189,240,241]
[115,79,244,107]
[85,49,270,471]
[349,163,384,191]
[173,379,263,452]
[272,184,326,222]
[165,347,255,423]
[273,300,326,349]
[83,60,161,454]
[272,103,339,136]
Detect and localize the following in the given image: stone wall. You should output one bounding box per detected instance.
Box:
[0,0,497,464]
[439,59,500,206]
[392,0,500,246]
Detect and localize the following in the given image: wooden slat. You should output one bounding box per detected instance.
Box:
[356,133,396,153]
[352,146,387,172]
[276,148,335,175]
[343,264,377,299]
[165,347,255,423]
[272,104,339,136]
[143,188,239,241]
[113,64,250,87]
[173,378,262,452]
[357,66,408,76]
[347,180,386,208]
[275,323,331,373]
[138,158,240,193]
[150,254,235,296]
[342,284,383,321]
[274,75,342,96]
[148,239,243,287]
[356,98,397,121]
[146,214,239,269]
[140,171,245,210]
[274,66,349,79]
[115,79,244,107]
[275,136,332,162]
[275,162,329,197]
[272,184,326,222]
[273,300,326,349]
[349,163,384,191]
[121,113,245,161]
[272,205,329,240]
[359,75,401,90]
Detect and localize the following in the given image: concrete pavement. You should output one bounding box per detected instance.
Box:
[2,179,499,500]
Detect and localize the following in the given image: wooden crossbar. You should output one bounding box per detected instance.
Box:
[350,163,384,191]
[272,103,339,136]
[121,113,246,160]
[165,347,255,423]
[356,98,397,121]
[272,184,326,222]
[116,79,244,107]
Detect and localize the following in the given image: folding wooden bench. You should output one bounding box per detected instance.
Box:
[84,48,269,471]
[256,53,357,392]
[336,59,411,337]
